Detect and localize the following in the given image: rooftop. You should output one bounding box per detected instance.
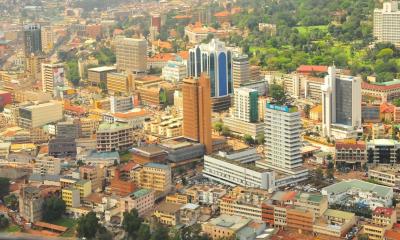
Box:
[324,209,355,220]
[143,162,170,170]
[88,66,116,72]
[295,192,324,203]
[209,154,270,173]
[130,188,152,199]
[97,122,131,132]
[373,207,394,217]
[155,201,182,214]
[322,179,392,198]
[207,214,251,231]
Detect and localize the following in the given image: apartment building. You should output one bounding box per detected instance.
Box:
[62,188,81,208]
[369,165,400,188]
[374,1,400,47]
[335,139,366,169]
[96,123,133,152]
[79,165,104,192]
[153,202,182,226]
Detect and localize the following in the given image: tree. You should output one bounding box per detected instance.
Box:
[137,224,151,240]
[77,211,100,240]
[122,209,142,239]
[303,104,311,118]
[269,84,290,105]
[96,226,113,240]
[76,160,84,167]
[0,178,10,201]
[150,223,169,240]
[42,196,66,222]
[243,134,254,145]
[221,126,231,136]
[181,224,211,240]
[314,167,324,185]
[4,194,18,211]
[213,122,223,133]
[0,215,9,229]
[326,161,335,179]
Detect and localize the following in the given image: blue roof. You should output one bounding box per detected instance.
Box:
[88,151,120,158]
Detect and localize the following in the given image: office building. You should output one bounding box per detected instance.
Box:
[110,95,134,113]
[135,163,172,196]
[321,179,393,209]
[41,26,54,54]
[33,155,61,176]
[48,138,77,158]
[182,75,212,154]
[23,24,41,56]
[87,66,116,85]
[19,186,44,222]
[321,66,362,138]
[107,72,133,95]
[26,54,46,81]
[369,165,400,188]
[116,38,147,73]
[232,54,250,89]
[233,87,258,123]
[188,39,233,111]
[62,188,81,208]
[162,59,187,83]
[56,120,80,139]
[203,152,275,190]
[120,188,155,217]
[79,165,104,192]
[18,101,63,128]
[374,1,400,47]
[96,123,133,152]
[367,139,400,164]
[41,63,65,95]
[257,103,308,187]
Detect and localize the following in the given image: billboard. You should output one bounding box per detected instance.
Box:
[53,67,65,90]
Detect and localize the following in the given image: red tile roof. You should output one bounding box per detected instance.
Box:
[380,102,395,114]
[297,65,328,73]
[362,81,400,91]
[335,140,366,150]
[373,207,394,217]
[385,229,400,240]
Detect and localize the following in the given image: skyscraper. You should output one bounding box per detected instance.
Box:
[373,1,400,47]
[232,54,250,89]
[188,39,232,111]
[116,38,147,73]
[182,74,212,154]
[23,24,42,56]
[256,103,308,187]
[41,26,54,54]
[233,87,258,123]
[321,66,362,138]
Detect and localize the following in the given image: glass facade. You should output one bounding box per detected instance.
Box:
[335,79,352,125]
[218,52,227,97]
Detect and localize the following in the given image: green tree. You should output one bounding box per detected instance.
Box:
[66,59,80,86]
[326,161,335,179]
[77,212,100,240]
[122,209,142,239]
[269,84,290,105]
[314,167,324,185]
[221,126,231,136]
[0,178,10,201]
[0,215,9,229]
[42,196,66,222]
[150,223,169,240]
[243,134,254,145]
[4,194,18,210]
[137,224,151,240]
[213,122,223,133]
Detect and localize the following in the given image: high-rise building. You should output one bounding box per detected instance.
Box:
[96,122,134,152]
[107,72,134,95]
[188,39,232,111]
[374,1,400,47]
[232,54,250,89]
[26,54,46,81]
[257,103,308,187]
[41,26,54,54]
[321,66,362,138]
[116,38,147,73]
[41,63,65,95]
[182,75,212,154]
[233,87,258,123]
[23,24,42,56]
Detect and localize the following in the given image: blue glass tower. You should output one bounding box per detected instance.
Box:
[188,39,233,98]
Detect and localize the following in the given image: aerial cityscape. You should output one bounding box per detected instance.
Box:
[1,0,400,239]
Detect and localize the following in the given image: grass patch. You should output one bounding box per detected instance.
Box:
[52,217,77,237]
[5,225,21,232]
